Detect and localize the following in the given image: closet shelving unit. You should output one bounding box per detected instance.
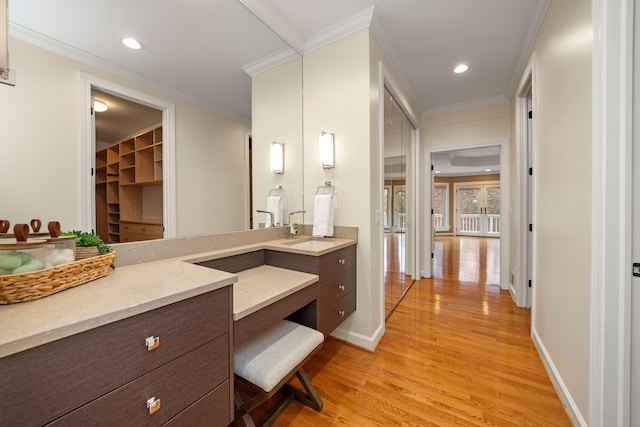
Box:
[95,125,163,243]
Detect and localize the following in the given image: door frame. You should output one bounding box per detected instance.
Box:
[514,56,536,309]
[425,141,510,292]
[590,0,633,423]
[78,73,176,237]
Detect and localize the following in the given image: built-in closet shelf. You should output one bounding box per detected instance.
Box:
[95,124,163,244]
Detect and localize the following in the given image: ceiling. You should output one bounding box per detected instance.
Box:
[8,0,546,170]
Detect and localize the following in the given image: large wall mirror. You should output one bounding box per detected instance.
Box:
[3,0,303,241]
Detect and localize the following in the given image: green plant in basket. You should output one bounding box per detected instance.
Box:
[60,230,111,254]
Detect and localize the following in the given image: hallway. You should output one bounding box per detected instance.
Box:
[269,236,571,425]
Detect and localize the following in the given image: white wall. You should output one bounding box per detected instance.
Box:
[0,37,249,236]
[515,0,592,422]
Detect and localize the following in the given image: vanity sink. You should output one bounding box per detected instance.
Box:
[287,240,334,249]
[281,238,335,249]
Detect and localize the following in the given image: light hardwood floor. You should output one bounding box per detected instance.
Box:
[239,236,572,426]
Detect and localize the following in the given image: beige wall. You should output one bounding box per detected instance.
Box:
[514,0,592,420]
[303,30,379,346]
[251,58,303,225]
[422,102,511,152]
[0,37,250,236]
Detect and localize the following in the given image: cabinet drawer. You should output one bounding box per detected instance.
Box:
[163,381,231,426]
[318,268,356,308]
[318,291,356,336]
[121,222,163,241]
[317,245,356,278]
[0,288,231,426]
[49,336,229,426]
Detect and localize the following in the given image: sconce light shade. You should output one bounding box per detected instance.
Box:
[270,142,284,174]
[319,132,335,169]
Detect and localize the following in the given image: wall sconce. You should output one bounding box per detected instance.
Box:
[319,132,335,169]
[270,142,284,174]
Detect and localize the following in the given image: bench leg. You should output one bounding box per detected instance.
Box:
[282,368,323,412]
[235,383,296,427]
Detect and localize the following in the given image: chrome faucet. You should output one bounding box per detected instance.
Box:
[256,210,275,227]
[288,210,306,238]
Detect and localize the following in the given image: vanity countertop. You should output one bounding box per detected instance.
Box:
[0,235,356,358]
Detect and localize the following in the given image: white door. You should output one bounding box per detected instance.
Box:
[455,183,500,236]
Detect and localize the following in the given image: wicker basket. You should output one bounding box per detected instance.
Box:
[75,246,101,260]
[0,251,115,304]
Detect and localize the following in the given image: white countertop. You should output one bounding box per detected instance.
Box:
[0,235,355,358]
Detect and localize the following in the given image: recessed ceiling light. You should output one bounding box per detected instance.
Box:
[120,37,144,50]
[94,100,108,113]
[454,64,469,74]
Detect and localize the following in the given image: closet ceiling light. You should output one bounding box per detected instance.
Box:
[94,100,108,112]
[453,64,469,74]
[120,37,144,50]
[484,168,492,172]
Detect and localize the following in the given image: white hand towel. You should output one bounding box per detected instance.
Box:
[266,196,283,226]
[312,194,334,237]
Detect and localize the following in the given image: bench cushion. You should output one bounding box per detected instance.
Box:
[234,320,324,393]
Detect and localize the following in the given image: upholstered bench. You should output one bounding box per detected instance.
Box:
[233,320,324,427]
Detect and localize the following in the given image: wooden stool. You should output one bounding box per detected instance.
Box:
[233,320,324,427]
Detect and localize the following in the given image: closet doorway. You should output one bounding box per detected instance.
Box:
[79,73,176,241]
[383,87,416,317]
[93,89,163,244]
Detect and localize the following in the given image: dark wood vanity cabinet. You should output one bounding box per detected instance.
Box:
[266,245,357,336]
[0,287,233,427]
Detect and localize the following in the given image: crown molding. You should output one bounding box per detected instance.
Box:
[8,22,250,123]
[303,6,374,54]
[422,95,509,118]
[242,46,299,77]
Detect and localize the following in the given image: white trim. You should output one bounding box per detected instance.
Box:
[331,320,384,352]
[78,73,177,238]
[591,0,634,425]
[532,329,587,426]
[426,140,510,291]
[304,7,374,54]
[513,55,536,309]
[242,47,300,77]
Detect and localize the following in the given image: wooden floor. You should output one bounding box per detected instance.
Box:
[239,236,572,426]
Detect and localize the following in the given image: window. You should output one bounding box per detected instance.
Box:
[433,184,449,231]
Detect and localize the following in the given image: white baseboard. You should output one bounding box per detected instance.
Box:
[531,328,587,426]
[330,322,384,352]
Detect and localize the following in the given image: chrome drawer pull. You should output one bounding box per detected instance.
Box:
[338,310,345,317]
[338,258,345,265]
[146,397,161,415]
[145,336,160,351]
[338,285,345,291]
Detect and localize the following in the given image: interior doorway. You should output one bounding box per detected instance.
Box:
[92,89,163,243]
[428,143,510,292]
[79,73,176,238]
